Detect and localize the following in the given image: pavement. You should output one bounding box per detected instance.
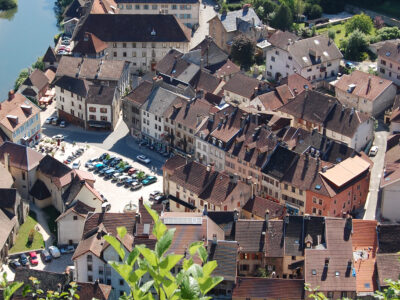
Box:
[190,0,217,48]
[363,121,389,220]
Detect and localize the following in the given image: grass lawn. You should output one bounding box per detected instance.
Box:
[9,212,44,253]
[43,206,60,245]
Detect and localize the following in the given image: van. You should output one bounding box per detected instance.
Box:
[118,175,130,183]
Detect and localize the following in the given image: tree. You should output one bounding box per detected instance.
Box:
[32,57,45,71]
[253,0,277,23]
[341,29,369,61]
[320,0,345,13]
[270,3,293,31]
[103,204,223,299]
[305,4,322,20]
[376,26,400,41]
[293,0,305,21]
[14,69,29,91]
[345,13,374,35]
[230,35,255,69]
[54,0,74,27]
[0,0,16,11]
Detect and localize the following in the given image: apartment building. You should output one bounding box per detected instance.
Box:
[163,156,252,212]
[265,33,342,82]
[277,90,374,152]
[115,0,200,28]
[0,92,41,146]
[71,14,191,71]
[377,40,400,86]
[335,70,396,117]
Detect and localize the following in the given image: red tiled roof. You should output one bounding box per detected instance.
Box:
[242,196,284,219]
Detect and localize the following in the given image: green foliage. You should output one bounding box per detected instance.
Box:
[345,13,374,35]
[270,3,293,31]
[328,29,335,41]
[0,273,23,300]
[32,56,45,71]
[54,33,62,46]
[376,26,400,41]
[136,171,146,180]
[252,0,276,23]
[304,3,322,20]
[0,0,16,11]
[14,69,29,91]
[320,0,345,13]
[54,0,73,28]
[230,35,255,69]
[340,29,369,61]
[375,279,400,299]
[104,204,223,299]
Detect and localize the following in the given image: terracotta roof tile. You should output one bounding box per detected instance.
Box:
[215,59,240,78]
[76,281,112,300]
[0,141,43,171]
[376,253,400,287]
[242,196,284,219]
[223,73,260,99]
[235,220,266,252]
[208,240,238,281]
[268,30,299,50]
[38,155,73,188]
[124,81,153,106]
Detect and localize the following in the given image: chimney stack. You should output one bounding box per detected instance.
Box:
[8,90,14,101]
[203,204,208,216]
[212,233,217,244]
[4,153,9,171]
[265,209,270,222]
[233,208,239,222]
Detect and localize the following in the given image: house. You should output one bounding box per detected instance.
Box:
[208,240,238,299]
[334,70,396,117]
[215,59,241,81]
[18,69,53,102]
[163,97,213,154]
[305,218,356,299]
[0,207,17,267]
[207,210,238,240]
[232,277,304,300]
[0,187,28,227]
[56,200,96,245]
[223,73,261,106]
[265,34,342,82]
[208,5,264,52]
[13,269,112,299]
[376,224,400,291]
[71,14,191,71]
[122,80,153,138]
[277,90,374,152]
[43,46,58,70]
[0,92,41,146]
[163,157,252,212]
[55,56,130,98]
[389,96,400,133]
[0,141,43,200]
[264,219,284,277]
[235,219,266,276]
[242,196,284,220]
[114,0,200,28]
[380,134,400,221]
[377,40,400,86]
[72,212,137,300]
[72,32,108,59]
[250,74,311,112]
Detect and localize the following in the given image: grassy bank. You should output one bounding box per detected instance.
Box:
[10,212,45,253]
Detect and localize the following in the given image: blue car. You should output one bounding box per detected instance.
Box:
[142,176,157,186]
[99,167,110,176]
[20,253,28,266]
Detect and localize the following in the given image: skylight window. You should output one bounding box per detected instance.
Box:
[323,51,329,57]
[386,52,391,57]
[312,269,317,275]
[335,271,340,277]
[314,40,320,45]
[315,184,321,190]
[302,56,308,63]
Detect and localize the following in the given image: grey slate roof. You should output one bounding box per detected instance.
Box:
[262,145,299,180]
[53,76,91,98]
[72,14,191,43]
[30,180,51,200]
[288,35,343,68]
[143,86,185,116]
[208,240,238,281]
[86,85,116,106]
[218,7,261,32]
[0,209,16,251]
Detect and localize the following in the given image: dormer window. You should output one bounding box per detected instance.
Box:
[335,271,340,277]
[312,269,317,275]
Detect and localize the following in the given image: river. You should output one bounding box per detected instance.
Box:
[0,0,58,100]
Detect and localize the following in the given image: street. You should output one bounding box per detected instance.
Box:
[190,0,217,48]
[363,121,389,220]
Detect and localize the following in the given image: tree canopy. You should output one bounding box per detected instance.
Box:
[270,3,293,31]
[345,13,374,35]
[231,35,255,69]
[0,0,16,11]
[340,29,369,61]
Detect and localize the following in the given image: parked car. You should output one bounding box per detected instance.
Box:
[150,190,161,198]
[95,163,105,171]
[60,245,75,254]
[41,250,52,262]
[112,172,123,181]
[63,159,72,164]
[51,117,59,125]
[345,61,355,69]
[142,176,157,185]
[104,168,116,178]
[52,134,64,141]
[45,117,54,124]
[85,159,95,167]
[59,120,67,128]
[137,155,151,164]
[130,181,142,191]
[118,175,131,184]
[369,146,379,156]
[49,246,61,258]
[128,168,137,175]
[123,165,133,173]
[29,252,39,265]
[19,253,29,266]
[72,161,81,169]
[154,194,167,203]
[104,156,116,165]
[124,178,134,187]
[99,167,110,176]
[99,153,108,161]
[9,259,22,270]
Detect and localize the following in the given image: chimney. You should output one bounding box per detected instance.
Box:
[206,164,211,172]
[203,204,208,216]
[230,173,238,184]
[4,153,9,171]
[135,213,141,224]
[8,90,14,101]
[209,113,215,123]
[212,233,217,244]
[265,209,270,222]
[70,172,75,182]
[366,76,371,94]
[233,209,239,222]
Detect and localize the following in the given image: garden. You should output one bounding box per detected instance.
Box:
[9,211,44,253]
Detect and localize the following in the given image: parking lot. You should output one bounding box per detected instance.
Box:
[51,140,164,213]
[2,253,73,281]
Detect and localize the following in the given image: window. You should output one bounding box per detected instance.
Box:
[327,292,333,299]
[89,107,96,112]
[312,269,317,275]
[152,4,157,9]
[341,292,347,298]
[291,186,295,193]
[99,266,104,274]
[87,256,92,263]
[135,4,140,9]
[132,51,136,57]
[319,199,323,205]
[119,279,124,286]
[123,52,127,57]
[288,56,292,60]
[172,4,177,9]
[73,216,78,220]
[101,116,108,121]
[100,108,107,113]
[22,172,25,180]
[120,291,124,297]
[112,43,117,48]
[142,52,147,57]
[88,275,93,282]
[307,68,312,72]
[142,42,146,48]
[271,56,275,62]
[113,52,117,57]
[381,60,386,65]
[313,208,317,214]
[284,184,288,190]
[299,190,303,196]
[292,256,296,260]
[144,4,149,9]
[151,42,156,48]
[88,264,93,271]
[122,42,127,48]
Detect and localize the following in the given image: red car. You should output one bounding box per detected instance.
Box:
[128,168,137,175]
[29,251,39,265]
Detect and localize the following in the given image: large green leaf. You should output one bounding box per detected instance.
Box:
[159,254,183,276]
[144,203,159,223]
[127,247,140,267]
[104,235,125,261]
[182,258,194,271]
[140,280,154,294]
[137,245,158,267]
[108,262,143,289]
[117,226,127,239]
[198,276,223,295]
[202,261,218,278]
[189,241,203,256]
[153,220,168,241]
[179,275,201,299]
[3,282,23,300]
[187,264,203,279]
[197,245,208,264]
[155,228,175,258]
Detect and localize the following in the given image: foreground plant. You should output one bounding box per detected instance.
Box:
[104,204,223,299]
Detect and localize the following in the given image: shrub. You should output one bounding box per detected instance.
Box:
[376,26,400,41]
[345,13,374,35]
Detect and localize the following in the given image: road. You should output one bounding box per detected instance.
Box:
[363,121,389,220]
[190,0,217,48]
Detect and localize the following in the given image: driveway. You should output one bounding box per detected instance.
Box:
[363,121,389,220]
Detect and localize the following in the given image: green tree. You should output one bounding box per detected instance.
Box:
[104,204,223,299]
[320,0,344,13]
[270,3,293,31]
[14,69,29,91]
[230,35,255,69]
[0,0,16,11]
[293,0,305,21]
[136,171,146,181]
[32,56,45,71]
[253,0,277,23]
[328,29,335,43]
[345,13,374,35]
[376,26,400,41]
[54,0,73,27]
[341,29,369,61]
[305,4,322,19]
